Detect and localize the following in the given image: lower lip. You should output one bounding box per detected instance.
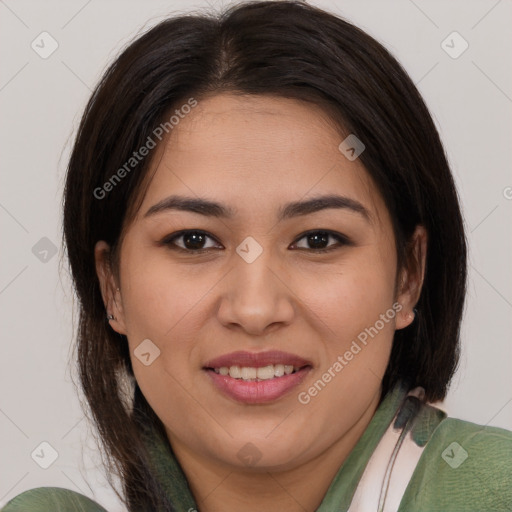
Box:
[204,367,311,404]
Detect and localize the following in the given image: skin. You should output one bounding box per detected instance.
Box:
[95,93,427,512]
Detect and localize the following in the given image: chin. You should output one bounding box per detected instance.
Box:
[210,434,313,473]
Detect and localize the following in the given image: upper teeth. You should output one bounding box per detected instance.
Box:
[214,364,298,381]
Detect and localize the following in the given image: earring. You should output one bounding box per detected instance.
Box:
[107,289,120,321]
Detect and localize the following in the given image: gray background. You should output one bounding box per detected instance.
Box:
[1,1,511,510]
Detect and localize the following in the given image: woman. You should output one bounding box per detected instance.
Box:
[3,1,510,511]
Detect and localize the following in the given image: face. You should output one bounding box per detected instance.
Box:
[96,93,424,472]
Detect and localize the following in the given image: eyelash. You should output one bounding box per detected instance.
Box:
[160,229,351,254]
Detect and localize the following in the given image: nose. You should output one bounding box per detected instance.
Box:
[216,246,296,336]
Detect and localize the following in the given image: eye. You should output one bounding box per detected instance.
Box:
[291,230,351,253]
[161,230,221,253]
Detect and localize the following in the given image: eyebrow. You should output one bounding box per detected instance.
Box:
[144,194,373,224]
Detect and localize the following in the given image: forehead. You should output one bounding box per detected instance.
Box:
[135,93,388,229]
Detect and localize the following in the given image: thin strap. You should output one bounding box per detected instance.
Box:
[347,387,427,512]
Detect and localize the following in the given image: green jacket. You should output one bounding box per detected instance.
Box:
[2,381,511,511]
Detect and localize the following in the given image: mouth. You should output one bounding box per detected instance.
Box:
[203,350,313,404]
[206,363,305,381]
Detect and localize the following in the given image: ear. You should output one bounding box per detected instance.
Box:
[395,225,427,330]
[94,240,127,335]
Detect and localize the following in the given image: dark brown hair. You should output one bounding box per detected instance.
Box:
[62,1,467,510]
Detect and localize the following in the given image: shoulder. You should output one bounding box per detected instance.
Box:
[428,415,512,477]
[1,487,109,512]
[400,411,512,511]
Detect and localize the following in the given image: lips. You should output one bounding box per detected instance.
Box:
[203,350,312,370]
[203,350,313,404]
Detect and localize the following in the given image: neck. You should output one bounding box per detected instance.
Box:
[167,388,382,512]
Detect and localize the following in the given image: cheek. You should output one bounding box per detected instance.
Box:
[298,251,397,393]
[119,254,208,427]
[119,250,227,407]
[120,248,211,339]
[296,265,397,432]
[299,249,397,329]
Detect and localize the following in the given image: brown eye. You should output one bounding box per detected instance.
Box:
[161,230,222,253]
[292,230,351,253]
